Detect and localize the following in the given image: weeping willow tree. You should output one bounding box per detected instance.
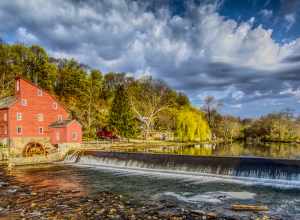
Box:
[176,108,211,142]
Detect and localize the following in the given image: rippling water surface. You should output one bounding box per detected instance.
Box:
[6,160,300,219]
[3,142,300,219]
[124,142,300,159]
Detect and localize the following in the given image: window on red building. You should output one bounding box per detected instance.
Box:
[37,113,44,122]
[16,126,22,135]
[37,89,43,96]
[56,131,60,141]
[21,99,27,106]
[3,113,7,121]
[57,115,63,121]
[16,112,22,121]
[53,102,58,110]
[0,125,5,135]
[4,125,7,135]
[72,132,78,141]
[38,127,44,134]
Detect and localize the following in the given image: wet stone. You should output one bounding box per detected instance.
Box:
[0,171,277,220]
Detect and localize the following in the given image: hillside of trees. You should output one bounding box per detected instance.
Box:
[0,42,210,141]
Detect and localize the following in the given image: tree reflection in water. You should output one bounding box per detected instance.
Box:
[151,142,300,159]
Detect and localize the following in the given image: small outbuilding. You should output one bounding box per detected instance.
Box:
[49,119,82,145]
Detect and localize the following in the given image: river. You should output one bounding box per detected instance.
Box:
[4,142,300,219]
[122,141,300,159]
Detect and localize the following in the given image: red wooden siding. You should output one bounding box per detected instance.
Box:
[65,121,82,143]
[0,109,8,138]
[1,77,82,144]
[9,78,69,137]
[49,121,82,144]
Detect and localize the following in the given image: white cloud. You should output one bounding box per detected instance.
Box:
[232,91,245,100]
[284,13,296,31]
[280,87,300,102]
[230,103,242,109]
[262,98,284,106]
[3,0,298,73]
[1,0,300,115]
[259,9,273,18]
[16,27,39,44]
[197,86,246,103]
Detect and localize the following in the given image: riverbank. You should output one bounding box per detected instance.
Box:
[0,166,276,220]
[82,139,195,150]
[3,138,300,167]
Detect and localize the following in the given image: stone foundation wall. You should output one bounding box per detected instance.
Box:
[0,138,8,146]
[9,136,53,157]
[8,152,61,166]
[57,143,82,158]
[0,148,8,161]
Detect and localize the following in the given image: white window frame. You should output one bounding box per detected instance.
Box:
[37,113,44,122]
[53,102,58,110]
[38,127,44,135]
[21,99,27,106]
[72,131,78,141]
[57,115,63,121]
[56,131,60,141]
[16,112,22,121]
[16,126,22,135]
[3,113,7,121]
[37,89,43,96]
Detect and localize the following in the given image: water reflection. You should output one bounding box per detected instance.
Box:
[126,142,300,159]
[8,165,87,196]
[5,163,299,219]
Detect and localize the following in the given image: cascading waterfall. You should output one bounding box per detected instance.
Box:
[64,150,300,188]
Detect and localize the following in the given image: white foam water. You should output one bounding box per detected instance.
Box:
[62,154,300,189]
[160,191,256,204]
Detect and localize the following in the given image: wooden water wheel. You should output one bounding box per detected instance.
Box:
[23,142,46,157]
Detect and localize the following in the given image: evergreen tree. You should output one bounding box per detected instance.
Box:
[109,85,137,138]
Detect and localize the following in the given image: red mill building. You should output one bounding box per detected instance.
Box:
[0,77,82,157]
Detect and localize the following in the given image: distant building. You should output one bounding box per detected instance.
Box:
[0,77,82,157]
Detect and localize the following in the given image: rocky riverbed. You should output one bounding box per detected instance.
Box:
[0,167,279,220]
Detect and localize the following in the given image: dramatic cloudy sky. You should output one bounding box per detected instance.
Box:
[1,0,300,117]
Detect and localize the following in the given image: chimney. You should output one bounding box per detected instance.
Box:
[15,77,21,96]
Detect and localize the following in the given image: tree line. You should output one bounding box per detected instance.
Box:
[1,42,299,143]
[203,96,300,143]
[0,42,211,141]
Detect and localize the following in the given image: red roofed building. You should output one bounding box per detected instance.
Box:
[0,77,82,157]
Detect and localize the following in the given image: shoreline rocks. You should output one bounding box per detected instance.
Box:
[0,169,278,220]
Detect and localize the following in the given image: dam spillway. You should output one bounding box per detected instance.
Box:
[65,150,300,188]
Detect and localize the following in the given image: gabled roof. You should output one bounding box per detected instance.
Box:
[49,119,81,128]
[15,76,69,113]
[0,96,17,109]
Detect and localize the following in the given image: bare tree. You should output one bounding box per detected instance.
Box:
[203,96,223,128]
[129,77,172,139]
